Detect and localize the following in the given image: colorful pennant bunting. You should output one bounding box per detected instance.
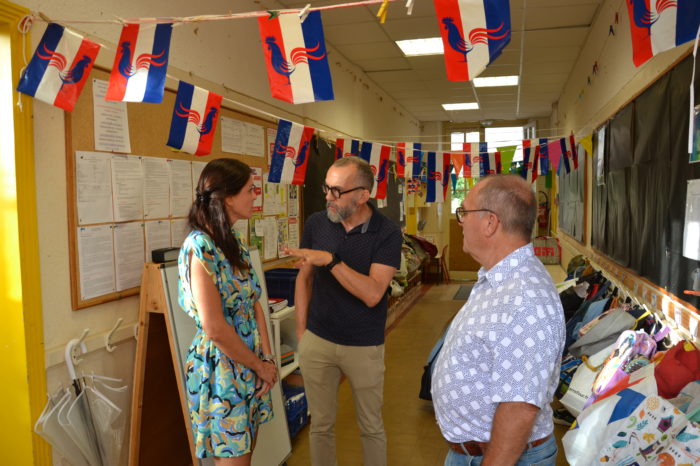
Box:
[17,23,101,112]
[167,81,222,156]
[267,119,315,184]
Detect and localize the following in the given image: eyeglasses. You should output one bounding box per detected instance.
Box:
[322,183,368,199]
[455,207,497,224]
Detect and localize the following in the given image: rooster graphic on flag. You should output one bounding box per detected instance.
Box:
[626,0,700,67]
[268,119,315,185]
[258,11,334,104]
[167,81,222,156]
[463,142,491,178]
[426,152,451,203]
[397,143,423,178]
[433,0,511,81]
[335,138,361,159]
[521,139,540,183]
[17,23,101,111]
[360,142,391,199]
[106,23,172,103]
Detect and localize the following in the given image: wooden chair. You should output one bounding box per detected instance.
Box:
[425,245,450,284]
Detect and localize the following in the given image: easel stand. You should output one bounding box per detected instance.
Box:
[129,263,196,465]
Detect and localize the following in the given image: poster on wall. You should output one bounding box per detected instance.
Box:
[252,167,263,212]
[595,126,606,186]
[277,217,289,258]
[682,179,700,261]
[691,105,700,163]
[266,127,277,170]
[249,213,263,253]
[288,185,299,217]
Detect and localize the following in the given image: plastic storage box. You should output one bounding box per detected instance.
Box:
[264,268,299,306]
[282,382,308,439]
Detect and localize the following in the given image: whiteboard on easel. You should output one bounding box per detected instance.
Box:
[160,248,291,465]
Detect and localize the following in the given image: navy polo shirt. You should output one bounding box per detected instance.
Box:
[301,203,402,346]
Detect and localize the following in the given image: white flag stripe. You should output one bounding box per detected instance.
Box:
[180,86,209,154]
[368,144,382,198]
[280,122,305,184]
[123,25,156,102]
[458,2,489,78]
[34,28,83,104]
[650,4,677,55]
[280,14,315,104]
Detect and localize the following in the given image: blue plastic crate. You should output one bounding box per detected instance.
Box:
[264,268,299,306]
[283,383,308,439]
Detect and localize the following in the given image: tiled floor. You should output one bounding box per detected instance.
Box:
[285,282,570,465]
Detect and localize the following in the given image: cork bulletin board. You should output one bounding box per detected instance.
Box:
[65,66,297,310]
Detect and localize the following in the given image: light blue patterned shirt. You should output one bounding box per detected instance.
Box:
[432,244,565,443]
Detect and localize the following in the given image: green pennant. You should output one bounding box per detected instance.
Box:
[497,145,517,174]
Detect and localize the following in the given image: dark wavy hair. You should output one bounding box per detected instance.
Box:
[188,158,253,271]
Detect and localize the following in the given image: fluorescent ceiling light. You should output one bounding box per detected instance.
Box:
[442,103,479,111]
[396,37,444,56]
[473,75,519,87]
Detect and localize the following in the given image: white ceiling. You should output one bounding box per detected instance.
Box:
[276,0,603,123]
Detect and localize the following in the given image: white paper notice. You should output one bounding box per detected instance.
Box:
[288,217,299,249]
[252,167,263,212]
[111,155,143,222]
[221,117,245,154]
[277,217,289,257]
[233,219,249,245]
[113,222,145,291]
[683,179,700,260]
[92,79,131,153]
[76,151,113,225]
[263,178,287,215]
[142,157,170,219]
[145,220,171,259]
[288,185,299,217]
[77,225,115,300]
[266,128,277,168]
[168,159,193,218]
[245,122,265,157]
[191,161,207,196]
[254,219,264,236]
[263,217,278,260]
[171,218,190,248]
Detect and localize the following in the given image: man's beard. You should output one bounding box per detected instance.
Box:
[326,199,358,223]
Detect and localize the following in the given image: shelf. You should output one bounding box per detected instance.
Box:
[280,355,299,379]
[270,305,295,321]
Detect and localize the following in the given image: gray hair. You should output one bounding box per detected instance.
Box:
[332,156,374,191]
[475,174,536,240]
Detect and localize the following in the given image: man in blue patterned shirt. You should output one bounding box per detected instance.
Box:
[432,174,565,466]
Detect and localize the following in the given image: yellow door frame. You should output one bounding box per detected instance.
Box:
[0,1,50,464]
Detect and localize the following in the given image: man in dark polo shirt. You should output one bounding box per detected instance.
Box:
[284,156,402,466]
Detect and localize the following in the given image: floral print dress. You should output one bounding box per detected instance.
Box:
[178,229,273,458]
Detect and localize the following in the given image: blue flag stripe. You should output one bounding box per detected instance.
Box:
[479,142,488,177]
[301,11,334,102]
[426,152,436,202]
[143,24,172,103]
[167,81,194,150]
[484,0,512,64]
[359,142,372,162]
[268,120,293,183]
[676,1,700,46]
[17,23,64,96]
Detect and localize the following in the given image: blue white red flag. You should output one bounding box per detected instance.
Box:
[335,137,361,159]
[106,23,172,103]
[267,119,315,185]
[396,142,410,177]
[404,143,423,179]
[464,142,490,178]
[521,139,539,183]
[426,152,451,203]
[258,11,334,104]
[627,0,700,67]
[433,0,511,81]
[555,135,579,174]
[17,23,101,112]
[359,142,391,199]
[167,81,222,156]
[537,138,549,175]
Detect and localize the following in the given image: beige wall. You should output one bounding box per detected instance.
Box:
[16,2,421,461]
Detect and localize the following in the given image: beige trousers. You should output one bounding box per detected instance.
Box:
[298,330,386,466]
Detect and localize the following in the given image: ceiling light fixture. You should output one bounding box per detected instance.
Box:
[472,75,519,87]
[442,103,479,111]
[396,38,444,56]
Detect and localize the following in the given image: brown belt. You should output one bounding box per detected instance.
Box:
[447,433,552,457]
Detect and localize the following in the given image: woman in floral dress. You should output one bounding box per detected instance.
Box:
[178,158,277,464]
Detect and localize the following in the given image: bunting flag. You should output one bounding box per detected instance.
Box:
[106,23,172,103]
[548,138,563,174]
[626,0,700,67]
[451,152,464,177]
[570,134,579,170]
[432,0,512,81]
[405,143,423,179]
[521,139,539,183]
[537,138,549,175]
[167,81,222,156]
[335,137,360,159]
[426,152,451,202]
[267,119,315,184]
[464,142,489,178]
[396,142,419,177]
[258,10,334,104]
[556,135,579,174]
[360,142,391,199]
[579,134,594,158]
[497,145,517,173]
[407,178,421,194]
[17,23,101,112]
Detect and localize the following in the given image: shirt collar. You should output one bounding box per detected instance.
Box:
[334,202,380,235]
[477,244,535,287]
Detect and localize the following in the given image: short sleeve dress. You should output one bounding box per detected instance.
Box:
[178,228,273,458]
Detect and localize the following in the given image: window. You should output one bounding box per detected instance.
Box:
[450,131,479,151]
[485,126,524,161]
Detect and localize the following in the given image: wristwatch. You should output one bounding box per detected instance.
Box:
[325,252,342,271]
